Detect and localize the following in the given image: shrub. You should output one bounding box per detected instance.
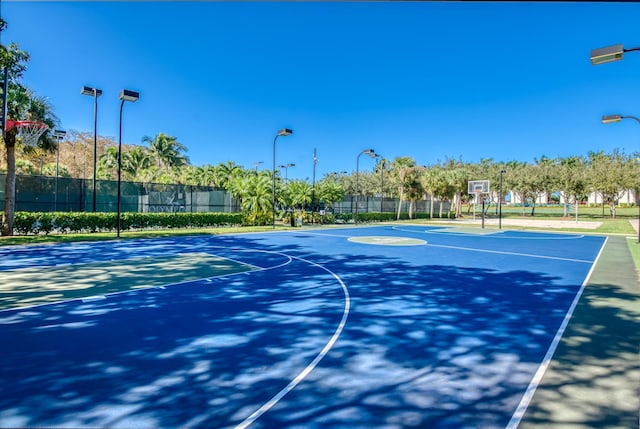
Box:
[9,211,243,235]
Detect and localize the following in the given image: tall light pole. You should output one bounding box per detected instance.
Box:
[355,149,375,224]
[592,41,640,242]
[278,163,295,181]
[377,156,384,213]
[116,89,139,238]
[311,148,317,223]
[53,129,66,211]
[81,86,102,212]
[601,114,640,242]
[272,128,293,228]
[499,169,506,230]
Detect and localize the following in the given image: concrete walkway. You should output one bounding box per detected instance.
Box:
[519,235,640,428]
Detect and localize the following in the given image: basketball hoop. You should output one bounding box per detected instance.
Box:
[6,120,49,147]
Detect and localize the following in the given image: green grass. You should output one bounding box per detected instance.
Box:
[626,237,640,273]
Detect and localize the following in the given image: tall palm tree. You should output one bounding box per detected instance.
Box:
[122,145,152,181]
[143,133,189,170]
[316,180,345,211]
[2,84,58,235]
[390,156,417,220]
[96,146,118,180]
[241,172,273,225]
[215,161,243,190]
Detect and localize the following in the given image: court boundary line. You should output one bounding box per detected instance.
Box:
[505,235,610,429]
[425,242,594,264]
[391,225,585,240]
[233,250,351,429]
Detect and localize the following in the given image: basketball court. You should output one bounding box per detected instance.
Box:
[0,225,632,428]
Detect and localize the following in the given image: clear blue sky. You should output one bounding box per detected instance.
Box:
[3,1,640,181]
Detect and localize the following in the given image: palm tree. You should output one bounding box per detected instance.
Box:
[390,156,417,220]
[2,85,58,235]
[241,172,273,225]
[122,145,152,181]
[96,146,118,180]
[143,133,189,171]
[215,161,243,190]
[287,179,313,210]
[316,180,345,211]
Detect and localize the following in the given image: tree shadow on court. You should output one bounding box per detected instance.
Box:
[518,281,640,429]
[0,234,602,429]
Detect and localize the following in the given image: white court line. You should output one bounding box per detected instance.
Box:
[425,242,594,264]
[391,225,585,240]
[233,250,351,429]
[505,236,609,429]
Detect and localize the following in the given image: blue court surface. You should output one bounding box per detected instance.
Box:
[0,225,607,428]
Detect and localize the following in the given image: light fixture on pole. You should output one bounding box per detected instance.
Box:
[355,149,375,224]
[254,161,263,171]
[278,163,295,181]
[312,148,317,223]
[53,129,66,211]
[601,113,640,242]
[116,89,139,238]
[590,44,640,65]
[592,43,640,241]
[499,169,506,230]
[81,86,102,212]
[272,128,293,228]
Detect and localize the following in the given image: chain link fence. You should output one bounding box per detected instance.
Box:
[0,174,240,213]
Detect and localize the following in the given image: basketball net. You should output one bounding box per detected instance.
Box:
[6,120,49,147]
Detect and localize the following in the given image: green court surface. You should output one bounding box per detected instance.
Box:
[0,253,254,311]
[519,235,640,429]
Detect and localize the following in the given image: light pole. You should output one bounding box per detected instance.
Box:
[254,161,263,171]
[311,148,317,223]
[278,163,295,181]
[377,156,385,213]
[81,86,102,212]
[499,169,506,230]
[53,129,66,211]
[272,128,293,228]
[601,114,640,242]
[355,149,375,224]
[591,41,640,242]
[116,89,139,238]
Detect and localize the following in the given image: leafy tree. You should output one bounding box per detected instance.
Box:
[405,166,425,219]
[588,149,635,218]
[390,156,417,219]
[557,155,588,217]
[441,158,469,218]
[421,165,441,219]
[15,159,37,175]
